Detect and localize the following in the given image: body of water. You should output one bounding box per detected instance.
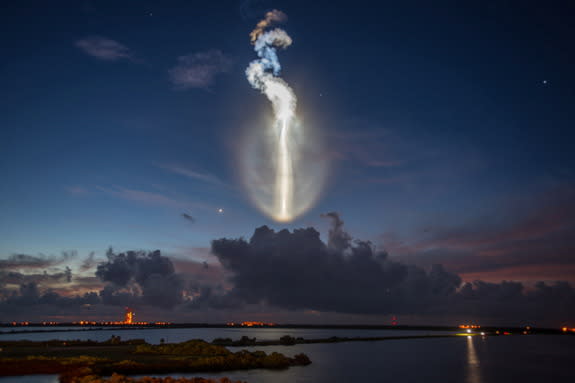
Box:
[0,327,454,343]
[1,328,573,383]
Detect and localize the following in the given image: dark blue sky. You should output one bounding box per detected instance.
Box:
[1,0,574,322]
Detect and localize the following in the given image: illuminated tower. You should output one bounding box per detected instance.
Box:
[124,307,134,324]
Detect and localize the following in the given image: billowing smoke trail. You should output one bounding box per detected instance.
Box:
[246,10,297,222]
[249,9,287,43]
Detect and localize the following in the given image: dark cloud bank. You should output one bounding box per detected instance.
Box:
[209,213,575,322]
[1,213,574,325]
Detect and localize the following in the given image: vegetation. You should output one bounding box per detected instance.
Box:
[210,334,457,347]
[0,337,310,382]
[134,340,231,356]
[65,373,245,383]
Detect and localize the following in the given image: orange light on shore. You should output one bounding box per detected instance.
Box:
[459,324,481,329]
[124,308,134,325]
[227,321,276,327]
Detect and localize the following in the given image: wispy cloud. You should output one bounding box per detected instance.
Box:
[169,50,232,89]
[384,186,575,282]
[157,164,226,187]
[75,36,132,61]
[327,121,401,169]
[0,252,76,271]
[97,186,189,208]
[65,185,89,195]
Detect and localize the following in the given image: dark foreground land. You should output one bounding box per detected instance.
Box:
[2,332,568,382]
[0,338,309,382]
[62,375,245,383]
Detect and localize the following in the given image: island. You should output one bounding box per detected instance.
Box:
[0,337,310,383]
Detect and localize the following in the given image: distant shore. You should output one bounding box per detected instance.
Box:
[0,323,567,335]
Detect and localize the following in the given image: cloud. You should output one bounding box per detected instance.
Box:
[169,50,232,89]
[384,187,575,282]
[0,252,76,270]
[0,269,72,289]
[1,281,100,308]
[210,213,462,314]
[96,248,184,308]
[97,185,190,208]
[75,36,132,61]
[209,213,575,321]
[182,213,195,224]
[327,123,400,169]
[80,252,97,272]
[66,186,89,195]
[157,164,226,186]
[2,207,574,324]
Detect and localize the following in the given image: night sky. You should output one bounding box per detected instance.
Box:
[1,0,574,326]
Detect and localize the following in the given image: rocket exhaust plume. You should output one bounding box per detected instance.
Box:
[243,10,326,222]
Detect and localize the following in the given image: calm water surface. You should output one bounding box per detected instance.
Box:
[1,328,573,383]
[0,327,453,343]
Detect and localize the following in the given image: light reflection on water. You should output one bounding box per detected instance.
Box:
[0,330,574,383]
[0,327,453,344]
[466,335,481,383]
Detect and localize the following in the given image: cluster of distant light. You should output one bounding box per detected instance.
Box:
[243,10,327,222]
[459,324,481,329]
[74,320,172,326]
[457,324,544,336]
[5,321,172,326]
[226,321,276,327]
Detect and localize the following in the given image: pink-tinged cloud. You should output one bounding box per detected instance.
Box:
[328,127,400,168]
[386,187,575,283]
[66,186,89,195]
[75,36,132,61]
[169,50,232,89]
[156,164,226,186]
[97,185,190,208]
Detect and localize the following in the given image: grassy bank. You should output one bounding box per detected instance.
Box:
[65,374,245,383]
[212,333,460,346]
[0,338,310,382]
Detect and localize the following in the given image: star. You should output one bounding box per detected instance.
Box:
[542,80,548,85]
[217,208,224,214]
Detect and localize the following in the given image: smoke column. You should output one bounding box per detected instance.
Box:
[246,10,297,222]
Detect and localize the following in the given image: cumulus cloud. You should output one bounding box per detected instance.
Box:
[169,50,233,89]
[75,36,132,61]
[96,248,184,309]
[211,213,462,314]
[210,213,575,321]
[2,211,574,324]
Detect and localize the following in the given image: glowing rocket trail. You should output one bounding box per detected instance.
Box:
[246,10,297,222]
[276,117,293,220]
